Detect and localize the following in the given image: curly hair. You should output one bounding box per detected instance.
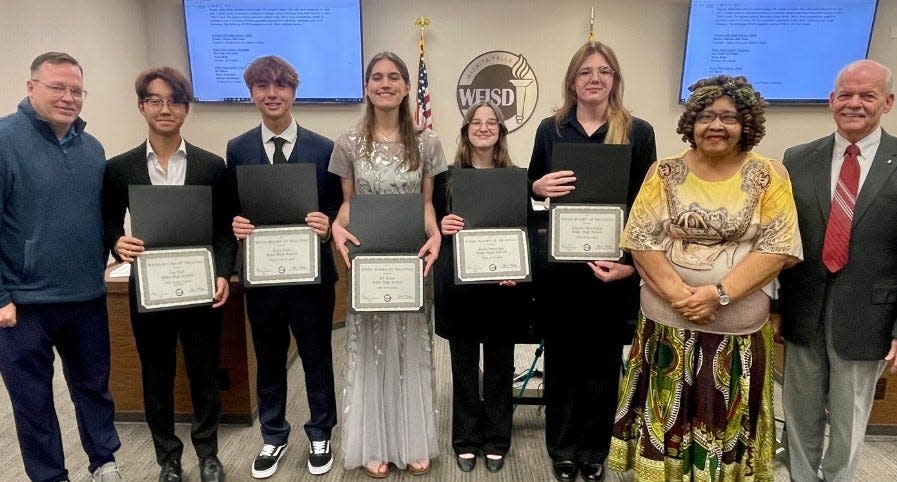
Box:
[677,75,767,151]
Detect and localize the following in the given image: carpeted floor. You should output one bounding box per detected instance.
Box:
[0,327,894,481]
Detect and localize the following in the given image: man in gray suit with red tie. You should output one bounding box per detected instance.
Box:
[779,59,897,481]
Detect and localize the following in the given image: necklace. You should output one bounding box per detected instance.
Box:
[377,127,398,142]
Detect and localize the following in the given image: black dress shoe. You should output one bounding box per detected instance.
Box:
[200,456,225,482]
[158,461,182,482]
[552,460,578,482]
[484,455,505,473]
[580,462,605,481]
[455,454,476,472]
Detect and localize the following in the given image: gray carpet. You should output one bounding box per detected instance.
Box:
[0,328,894,481]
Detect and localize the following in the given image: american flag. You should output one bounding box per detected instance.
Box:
[416,51,432,130]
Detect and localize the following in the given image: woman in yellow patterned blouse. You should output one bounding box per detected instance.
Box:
[608,75,803,481]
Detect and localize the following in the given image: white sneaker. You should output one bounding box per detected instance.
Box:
[91,462,123,482]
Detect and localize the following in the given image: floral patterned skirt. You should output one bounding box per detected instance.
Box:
[608,314,774,481]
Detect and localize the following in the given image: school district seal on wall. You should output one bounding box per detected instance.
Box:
[456,50,539,133]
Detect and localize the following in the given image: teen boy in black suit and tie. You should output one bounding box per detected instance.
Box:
[103,67,236,482]
[779,59,897,482]
[227,56,341,478]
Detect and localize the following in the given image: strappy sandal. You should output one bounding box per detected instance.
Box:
[408,459,431,476]
[365,461,389,478]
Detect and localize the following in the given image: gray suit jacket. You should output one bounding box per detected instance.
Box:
[779,129,897,360]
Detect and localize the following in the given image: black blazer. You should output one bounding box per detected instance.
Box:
[780,129,897,360]
[225,125,341,285]
[103,141,237,279]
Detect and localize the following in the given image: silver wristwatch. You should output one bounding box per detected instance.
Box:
[716,283,731,306]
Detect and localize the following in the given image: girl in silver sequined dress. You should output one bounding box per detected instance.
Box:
[328,51,447,478]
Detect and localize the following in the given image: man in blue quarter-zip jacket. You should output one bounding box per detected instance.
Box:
[0,52,122,482]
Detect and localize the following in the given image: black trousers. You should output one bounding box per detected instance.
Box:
[544,329,622,464]
[129,289,222,466]
[449,335,515,456]
[245,284,337,445]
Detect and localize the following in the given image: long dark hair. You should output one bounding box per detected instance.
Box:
[361,51,422,171]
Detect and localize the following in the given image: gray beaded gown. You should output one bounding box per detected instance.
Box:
[328,128,447,469]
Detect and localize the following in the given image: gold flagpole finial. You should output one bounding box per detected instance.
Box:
[588,7,595,42]
[415,17,430,53]
[414,16,430,30]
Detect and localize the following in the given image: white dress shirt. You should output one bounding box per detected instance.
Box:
[260,118,298,164]
[146,138,187,186]
[830,127,882,198]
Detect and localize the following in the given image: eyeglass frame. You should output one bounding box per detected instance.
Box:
[577,66,615,78]
[141,97,188,110]
[467,119,501,131]
[30,79,87,100]
[694,111,741,125]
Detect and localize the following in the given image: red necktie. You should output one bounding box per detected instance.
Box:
[822,144,861,273]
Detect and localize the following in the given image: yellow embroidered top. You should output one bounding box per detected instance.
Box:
[621,151,803,334]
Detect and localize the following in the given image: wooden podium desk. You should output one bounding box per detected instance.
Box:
[770,314,897,435]
[106,257,347,425]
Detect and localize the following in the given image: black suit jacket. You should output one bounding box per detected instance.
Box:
[103,141,237,279]
[780,129,897,360]
[225,125,340,285]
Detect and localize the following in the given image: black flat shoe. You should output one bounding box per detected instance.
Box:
[456,454,476,472]
[552,460,577,482]
[580,462,605,481]
[484,455,505,473]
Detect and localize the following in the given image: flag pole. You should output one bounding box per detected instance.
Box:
[588,6,595,42]
[414,17,433,130]
[415,16,430,54]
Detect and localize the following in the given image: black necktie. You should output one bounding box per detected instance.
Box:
[271,136,288,164]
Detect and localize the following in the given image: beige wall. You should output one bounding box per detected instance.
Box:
[3,0,896,165]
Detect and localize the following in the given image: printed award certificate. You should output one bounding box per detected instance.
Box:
[135,247,215,312]
[549,204,624,262]
[350,255,423,312]
[453,228,530,283]
[244,225,320,286]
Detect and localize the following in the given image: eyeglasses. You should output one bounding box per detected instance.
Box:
[578,66,615,77]
[695,111,740,125]
[142,98,187,110]
[468,119,500,131]
[31,79,87,100]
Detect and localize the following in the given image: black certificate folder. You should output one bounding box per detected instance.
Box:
[451,167,528,228]
[348,193,425,256]
[128,185,213,247]
[236,163,318,225]
[551,143,632,204]
[128,185,216,313]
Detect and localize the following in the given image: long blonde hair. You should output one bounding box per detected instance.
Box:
[554,41,632,145]
[361,51,422,171]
